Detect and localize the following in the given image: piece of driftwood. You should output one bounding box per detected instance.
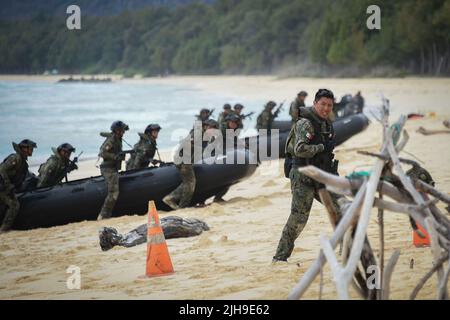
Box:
[410,252,449,300]
[417,127,450,136]
[288,182,367,300]
[381,250,401,300]
[378,191,385,300]
[413,179,450,206]
[99,216,210,251]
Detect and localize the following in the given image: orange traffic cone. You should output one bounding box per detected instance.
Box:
[145,201,174,277]
[413,223,431,248]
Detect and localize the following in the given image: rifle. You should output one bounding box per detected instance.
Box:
[151,159,174,167]
[209,108,215,118]
[64,151,83,182]
[241,112,255,120]
[120,150,136,157]
[273,100,286,118]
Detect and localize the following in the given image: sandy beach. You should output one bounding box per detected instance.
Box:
[1,76,450,299]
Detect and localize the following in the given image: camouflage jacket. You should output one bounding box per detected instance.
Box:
[0,143,29,192]
[126,133,157,170]
[37,148,77,188]
[99,132,123,171]
[285,107,328,159]
[256,108,275,130]
[289,99,305,121]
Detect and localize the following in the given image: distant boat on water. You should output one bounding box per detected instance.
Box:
[57,76,112,83]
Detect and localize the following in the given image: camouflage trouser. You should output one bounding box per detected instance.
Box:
[99,168,119,219]
[167,164,196,208]
[273,167,342,261]
[0,191,20,231]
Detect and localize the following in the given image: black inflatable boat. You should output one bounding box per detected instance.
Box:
[1,149,257,230]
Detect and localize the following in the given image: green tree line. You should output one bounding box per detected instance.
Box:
[0,0,449,76]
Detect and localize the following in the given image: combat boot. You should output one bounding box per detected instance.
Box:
[162,195,179,210]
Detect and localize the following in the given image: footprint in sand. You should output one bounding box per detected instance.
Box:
[262,180,277,187]
[251,197,272,208]
[15,275,40,284]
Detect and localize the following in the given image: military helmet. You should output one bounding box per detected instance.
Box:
[223,104,232,110]
[200,108,210,114]
[266,101,276,108]
[225,114,241,122]
[234,103,244,110]
[111,120,129,132]
[18,139,37,149]
[205,119,219,129]
[298,91,308,97]
[145,124,162,134]
[57,143,75,153]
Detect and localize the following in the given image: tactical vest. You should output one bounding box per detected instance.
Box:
[288,108,336,173]
[99,133,123,170]
[1,153,29,189]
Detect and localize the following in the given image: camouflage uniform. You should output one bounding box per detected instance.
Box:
[218,111,233,132]
[256,103,277,130]
[126,133,157,171]
[37,148,78,188]
[0,140,36,232]
[98,132,124,220]
[289,99,305,124]
[163,132,197,209]
[274,107,341,261]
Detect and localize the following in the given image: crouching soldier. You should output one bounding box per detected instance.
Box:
[0,139,37,233]
[97,121,129,220]
[37,143,78,188]
[126,124,161,170]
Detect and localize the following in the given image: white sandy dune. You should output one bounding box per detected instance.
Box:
[0,76,450,299]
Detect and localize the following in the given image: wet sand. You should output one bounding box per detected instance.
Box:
[0,76,449,299]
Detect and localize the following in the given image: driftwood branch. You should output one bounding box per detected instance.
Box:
[417,127,450,136]
[410,252,449,300]
[381,250,401,300]
[288,182,367,300]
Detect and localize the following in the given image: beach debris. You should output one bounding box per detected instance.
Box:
[417,126,450,136]
[407,113,424,120]
[288,96,450,300]
[444,120,450,129]
[99,216,210,251]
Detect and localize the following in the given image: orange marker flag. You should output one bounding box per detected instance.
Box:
[145,201,174,277]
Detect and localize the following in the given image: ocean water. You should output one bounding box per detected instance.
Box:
[0,80,267,165]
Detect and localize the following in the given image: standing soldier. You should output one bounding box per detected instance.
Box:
[0,139,37,233]
[97,120,129,221]
[289,91,308,123]
[233,103,245,129]
[163,129,197,210]
[353,91,365,113]
[196,108,213,122]
[256,101,278,130]
[273,89,341,262]
[126,124,161,170]
[37,143,78,188]
[217,104,233,130]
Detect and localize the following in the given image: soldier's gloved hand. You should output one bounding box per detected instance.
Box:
[316,144,325,153]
